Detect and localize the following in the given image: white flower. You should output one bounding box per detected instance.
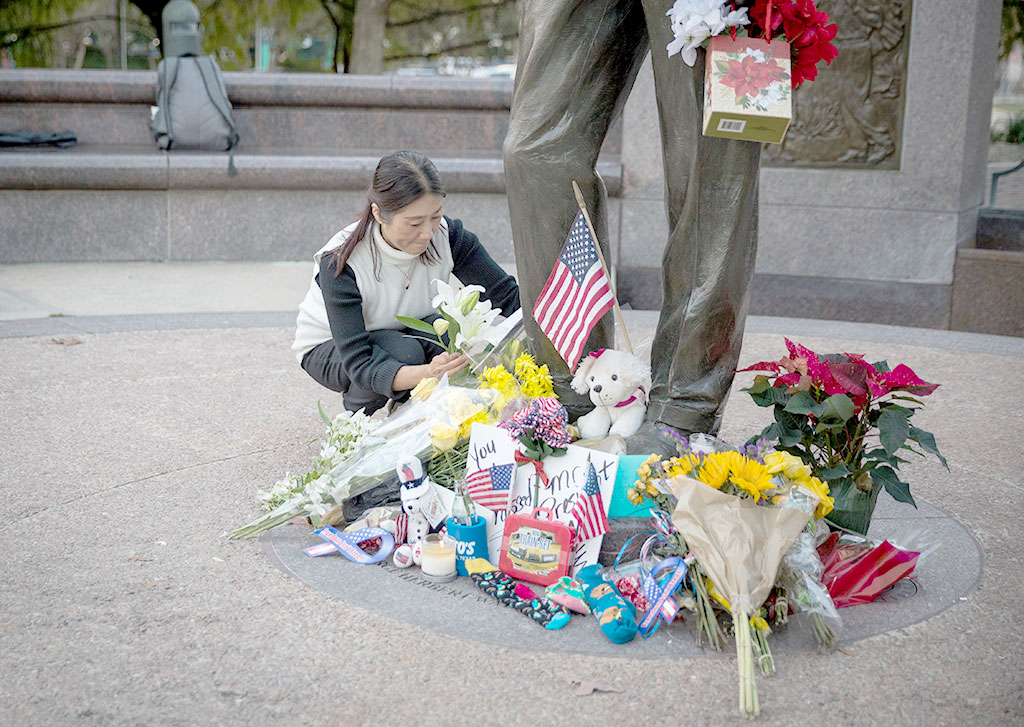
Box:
[431,279,485,316]
[723,8,750,29]
[453,300,502,351]
[430,278,502,352]
[305,476,331,518]
[742,48,768,63]
[666,0,738,67]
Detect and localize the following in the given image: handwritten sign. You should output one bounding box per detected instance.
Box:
[466,423,618,572]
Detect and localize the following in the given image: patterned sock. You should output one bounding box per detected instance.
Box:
[546,576,590,615]
[464,558,570,630]
[577,564,638,644]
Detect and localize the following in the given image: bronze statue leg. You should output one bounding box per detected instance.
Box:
[503,0,649,414]
[640,0,763,436]
[505,0,761,438]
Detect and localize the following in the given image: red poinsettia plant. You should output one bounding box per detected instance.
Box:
[739,339,947,534]
[746,0,838,87]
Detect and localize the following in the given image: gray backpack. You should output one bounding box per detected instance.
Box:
[152,56,239,176]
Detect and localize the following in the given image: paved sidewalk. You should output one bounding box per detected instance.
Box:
[1,262,1022,726]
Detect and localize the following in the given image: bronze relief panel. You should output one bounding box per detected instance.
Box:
[762,0,910,169]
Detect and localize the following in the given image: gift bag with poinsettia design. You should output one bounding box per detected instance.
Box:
[703,34,792,144]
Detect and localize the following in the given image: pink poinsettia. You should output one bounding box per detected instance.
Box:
[879,364,940,396]
[737,340,939,402]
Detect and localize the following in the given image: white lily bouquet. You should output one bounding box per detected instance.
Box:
[397,279,522,380]
[397,280,503,353]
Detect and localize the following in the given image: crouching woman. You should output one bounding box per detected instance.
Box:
[292,151,520,414]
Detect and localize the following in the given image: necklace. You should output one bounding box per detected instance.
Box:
[394,258,416,290]
[376,224,417,289]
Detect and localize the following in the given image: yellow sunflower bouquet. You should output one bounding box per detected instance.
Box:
[625,435,840,719]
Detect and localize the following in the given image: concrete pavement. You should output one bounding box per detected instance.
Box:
[1,262,1022,726]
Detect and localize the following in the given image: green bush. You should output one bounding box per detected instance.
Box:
[1007,114,1024,144]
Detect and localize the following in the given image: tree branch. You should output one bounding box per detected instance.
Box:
[387,0,516,29]
[384,31,517,61]
[2,14,147,48]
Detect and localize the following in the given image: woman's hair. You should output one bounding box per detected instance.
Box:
[329,151,445,278]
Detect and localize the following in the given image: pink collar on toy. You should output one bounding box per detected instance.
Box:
[615,385,647,408]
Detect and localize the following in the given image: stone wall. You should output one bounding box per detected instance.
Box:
[617,0,1002,329]
[0,69,620,267]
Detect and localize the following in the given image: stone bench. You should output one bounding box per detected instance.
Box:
[0,69,622,263]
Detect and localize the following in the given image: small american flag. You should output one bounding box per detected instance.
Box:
[532,210,614,371]
[465,463,515,511]
[570,461,609,541]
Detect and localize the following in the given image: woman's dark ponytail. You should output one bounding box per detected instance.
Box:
[329,151,445,277]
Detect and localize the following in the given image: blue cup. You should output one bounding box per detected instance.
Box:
[446,514,488,576]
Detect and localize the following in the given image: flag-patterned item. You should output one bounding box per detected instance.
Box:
[570,461,609,541]
[466,463,515,511]
[395,512,408,545]
[532,210,615,371]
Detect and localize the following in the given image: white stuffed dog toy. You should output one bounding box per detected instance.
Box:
[571,348,652,440]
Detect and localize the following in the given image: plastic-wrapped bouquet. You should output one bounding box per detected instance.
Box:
[230,378,498,539]
[625,433,840,718]
[256,406,378,513]
[418,351,556,487]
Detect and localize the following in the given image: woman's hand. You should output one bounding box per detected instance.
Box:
[426,351,468,378]
[392,352,468,393]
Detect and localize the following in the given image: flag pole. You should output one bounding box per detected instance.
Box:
[571,180,633,354]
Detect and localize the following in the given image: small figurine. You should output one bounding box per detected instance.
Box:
[571,348,652,440]
[397,456,432,547]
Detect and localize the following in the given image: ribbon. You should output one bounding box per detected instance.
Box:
[637,556,688,637]
[514,450,549,487]
[614,385,647,408]
[306,526,395,564]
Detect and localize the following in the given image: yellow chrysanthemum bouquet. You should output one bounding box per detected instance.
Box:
[418,352,558,488]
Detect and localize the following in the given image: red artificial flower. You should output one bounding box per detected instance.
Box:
[721,55,774,99]
[780,0,837,87]
[790,45,823,87]
[781,0,832,48]
[750,0,786,38]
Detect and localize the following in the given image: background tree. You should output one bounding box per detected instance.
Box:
[1,0,518,73]
[1003,0,1024,58]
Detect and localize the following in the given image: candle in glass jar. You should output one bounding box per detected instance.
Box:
[420,534,457,578]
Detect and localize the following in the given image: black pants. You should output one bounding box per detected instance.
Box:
[300,327,444,414]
